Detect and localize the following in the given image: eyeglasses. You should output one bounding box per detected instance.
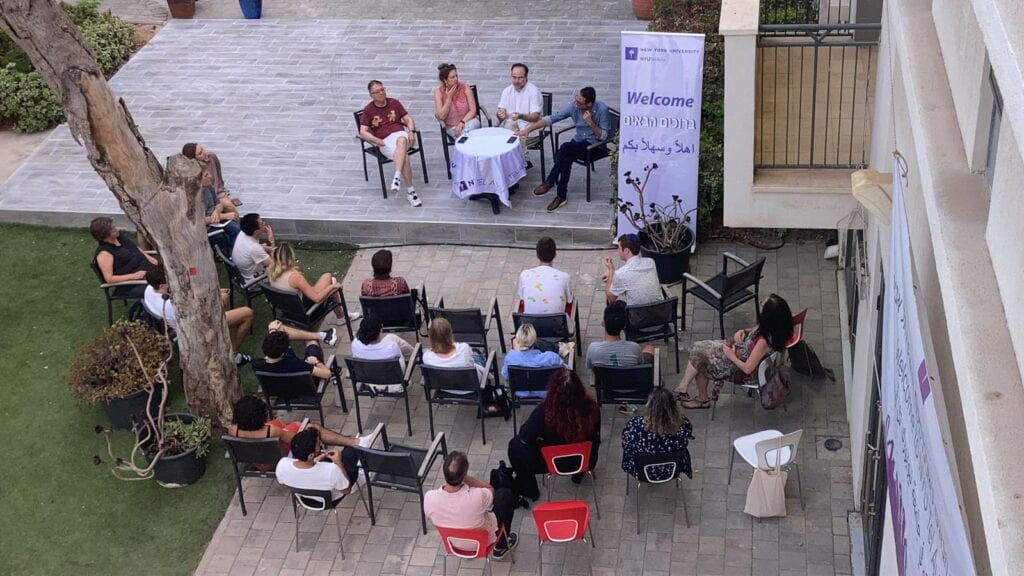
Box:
[370,88,386,95]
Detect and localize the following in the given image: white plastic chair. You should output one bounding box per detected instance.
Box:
[727,429,804,510]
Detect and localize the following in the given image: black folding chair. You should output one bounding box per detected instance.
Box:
[91,258,146,326]
[420,351,504,445]
[338,343,420,436]
[512,307,582,355]
[261,284,353,341]
[359,284,427,342]
[354,110,429,198]
[627,449,691,533]
[356,425,447,534]
[428,296,506,356]
[682,253,766,338]
[624,296,680,372]
[222,432,297,516]
[553,107,619,202]
[214,244,266,311]
[505,357,573,431]
[528,91,555,175]
[253,359,333,425]
[441,84,493,180]
[591,352,660,414]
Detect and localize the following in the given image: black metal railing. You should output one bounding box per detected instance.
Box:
[760,0,852,25]
[754,23,881,169]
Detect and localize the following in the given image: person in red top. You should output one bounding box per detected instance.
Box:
[360,249,410,297]
[359,80,423,207]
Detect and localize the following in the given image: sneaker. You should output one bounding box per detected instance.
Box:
[492,532,518,560]
[233,353,252,367]
[618,404,637,415]
[406,190,422,207]
[347,311,363,322]
[357,434,374,448]
[390,174,402,193]
[320,328,338,347]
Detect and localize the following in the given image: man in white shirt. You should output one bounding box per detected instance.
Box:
[517,236,572,315]
[232,213,275,283]
[276,428,368,502]
[143,267,255,364]
[496,63,543,167]
[603,233,663,305]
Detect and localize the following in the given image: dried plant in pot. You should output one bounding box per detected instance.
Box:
[615,163,697,284]
[91,324,212,487]
[67,320,171,430]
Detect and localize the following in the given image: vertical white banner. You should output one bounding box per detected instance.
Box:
[881,171,975,576]
[618,32,705,236]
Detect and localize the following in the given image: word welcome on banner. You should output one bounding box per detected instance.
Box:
[881,169,975,576]
[618,32,704,236]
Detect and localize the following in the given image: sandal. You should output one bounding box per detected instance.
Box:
[681,398,711,410]
[674,390,691,402]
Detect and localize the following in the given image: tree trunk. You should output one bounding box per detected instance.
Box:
[0,0,240,425]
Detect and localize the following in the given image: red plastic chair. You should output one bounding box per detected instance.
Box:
[787,308,807,349]
[436,525,512,576]
[532,501,596,576]
[540,441,600,518]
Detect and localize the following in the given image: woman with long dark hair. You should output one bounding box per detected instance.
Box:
[676,293,794,409]
[507,369,601,501]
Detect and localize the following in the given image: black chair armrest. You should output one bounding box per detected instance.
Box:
[241,273,267,291]
[553,123,575,148]
[723,252,751,272]
[478,103,493,127]
[100,279,147,290]
[480,350,497,389]
[682,272,723,300]
[417,432,448,480]
[403,343,422,383]
[652,349,661,387]
[363,422,385,450]
[484,296,499,331]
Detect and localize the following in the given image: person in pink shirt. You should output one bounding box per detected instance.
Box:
[433,63,480,139]
[423,451,519,560]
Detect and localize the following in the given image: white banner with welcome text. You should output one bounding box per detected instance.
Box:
[881,170,975,576]
[617,32,704,237]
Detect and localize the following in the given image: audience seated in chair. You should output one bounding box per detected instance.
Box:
[269,241,359,325]
[507,369,601,501]
[351,315,415,393]
[360,249,410,298]
[602,233,662,306]
[91,216,158,300]
[251,323,340,381]
[275,428,370,502]
[621,388,694,479]
[142,266,254,365]
[501,323,567,399]
[228,395,354,457]
[674,294,794,410]
[586,301,656,414]
[424,451,519,561]
[516,237,573,315]
[232,213,275,284]
[424,318,506,414]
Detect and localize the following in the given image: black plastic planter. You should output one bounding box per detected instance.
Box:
[101,384,164,430]
[639,225,696,285]
[150,413,207,488]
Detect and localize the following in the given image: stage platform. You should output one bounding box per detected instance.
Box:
[0,19,644,246]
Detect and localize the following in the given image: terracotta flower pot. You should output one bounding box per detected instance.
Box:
[632,0,654,20]
[166,0,196,19]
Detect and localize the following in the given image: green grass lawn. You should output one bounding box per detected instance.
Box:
[0,223,355,576]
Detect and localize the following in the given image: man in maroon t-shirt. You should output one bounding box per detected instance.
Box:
[359,80,423,207]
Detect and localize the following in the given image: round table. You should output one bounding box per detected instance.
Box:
[450,127,527,210]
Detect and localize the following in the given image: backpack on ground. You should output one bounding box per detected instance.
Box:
[788,341,835,382]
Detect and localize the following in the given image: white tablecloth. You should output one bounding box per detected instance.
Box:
[450,127,527,207]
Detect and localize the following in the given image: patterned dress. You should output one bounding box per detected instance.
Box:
[621,416,694,479]
[687,328,770,391]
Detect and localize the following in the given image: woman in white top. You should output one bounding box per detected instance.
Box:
[423,318,504,414]
[268,242,355,324]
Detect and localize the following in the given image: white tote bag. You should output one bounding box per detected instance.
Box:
[743,437,788,518]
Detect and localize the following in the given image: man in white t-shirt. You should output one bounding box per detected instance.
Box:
[232,213,275,283]
[276,428,366,502]
[517,236,572,315]
[143,267,255,364]
[496,63,543,167]
[603,233,663,306]
[350,315,415,393]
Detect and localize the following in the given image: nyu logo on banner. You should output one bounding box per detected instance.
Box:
[881,168,976,576]
[618,32,705,236]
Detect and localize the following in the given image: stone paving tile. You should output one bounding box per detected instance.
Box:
[0,19,643,244]
[193,240,855,576]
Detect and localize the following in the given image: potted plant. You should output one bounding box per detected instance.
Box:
[166,0,196,19]
[94,329,212,487]
[68,320,170,430]
[615,163,697,284]
[632,0,654,20]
